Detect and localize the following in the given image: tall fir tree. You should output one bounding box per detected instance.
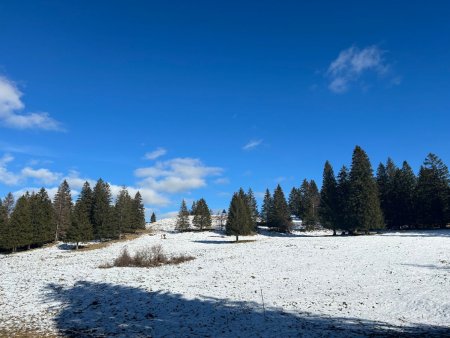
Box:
[9,194,33,251]
[270,184,292,232]
[192,198,212,230]
[246,188,259,227]
[150,212,157,223]
[226,191,253,241]
[131,191,146,230]
[416,153,449,228]
[261,189,273,225]
[376,158,397,229]
[190,201,197,216]
[298,180,320,227]
[114,187,133,236]
[0,199,8,250]
[175,199,190,231]
[53,180,72,241]
[336,166,350,232]
[66,182,94,249]
[391,161,417,227]
[347,146,384,233]
[319,161,339,235]
[92,179,114,240]
[30,188,55,246]
[288,187,301,217]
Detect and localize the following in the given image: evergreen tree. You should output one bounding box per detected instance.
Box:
[3,192,14,219]
[391,161,417,227]
[92,179,114,240]
[9,194,33,251]
[0,199,8,250]
[114,187,133,237]
[288,187,301,217]
[53,180,72,241]
[416,153,449,228]
[246,188,259,227]
[192,198,212,230]
[190,201,197,216]
[150,212,157,223]
[270,184,292,232]
[175,199,190,231]
[66,182,94,249]
[226,191,253,241]
[298,180,320,227]
[131,191,146,230]
[30,188,55,246]
[336,166,350,232]
[376,158,397,229]
[319,161,339,235]
[261,189,273,225]
[347,146,384,233]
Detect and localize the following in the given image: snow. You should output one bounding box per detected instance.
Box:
[1,219,449,337]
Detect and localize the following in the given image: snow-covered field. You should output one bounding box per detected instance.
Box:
[1,218,449,337]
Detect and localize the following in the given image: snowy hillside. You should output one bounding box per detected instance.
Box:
[0,219,449,337]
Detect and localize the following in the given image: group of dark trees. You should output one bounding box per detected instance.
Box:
[0,179,146,252]
[176,198,212,231]
[226,188,259,240]
[318,147,450,234]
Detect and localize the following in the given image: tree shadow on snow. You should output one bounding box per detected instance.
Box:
[382,229,450,238]
[401,263,450,271]
[45,281,449,337]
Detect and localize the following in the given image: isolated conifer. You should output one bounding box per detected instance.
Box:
[131,192,146,230]
[226,192,253,241]
[150,212,157,223]
[261,189,273,225]
[348,146,384,233]
[271,184,291,232]
[53,180,72,241]
[92,179,114,240]
[66,182,94,249]
[319,161,339,235]
[192,198,212,230]
[175,199,190,231]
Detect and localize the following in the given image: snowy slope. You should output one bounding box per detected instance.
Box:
[0,219,449,337]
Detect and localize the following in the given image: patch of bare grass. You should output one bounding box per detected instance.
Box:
[78,229,155,251]
[99,244,195,268]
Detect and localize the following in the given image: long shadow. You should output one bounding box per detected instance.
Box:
[402,263,450,271]
[45,281,449,337]
[381,229,450,238]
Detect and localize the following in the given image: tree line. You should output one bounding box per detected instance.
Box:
[176,198,213,231]
[0,179,146,252]
[224,146,450,239]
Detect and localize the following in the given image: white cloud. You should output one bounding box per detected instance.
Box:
[20,167,62,185]
[0,154,21,185]
[135,157,223,194]
[144,147,167,160]
[0,76,64,131]
[243,139,263,151]
[326,45,390,93]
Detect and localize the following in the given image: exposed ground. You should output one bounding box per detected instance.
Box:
[0,218,449,337]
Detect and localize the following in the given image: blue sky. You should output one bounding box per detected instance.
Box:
[0,1,449,219]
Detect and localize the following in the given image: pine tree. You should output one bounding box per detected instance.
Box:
[192,198,212,230]
[53,180,72,241]
[114,187,133,237]
[416,153,449,228]
[226,191,253,241]
[336,166,350,232]
[392,161,416,228]
[246,188,259,227]
[319,161,339,235]
[376,158,397,229]
[30,188,55,246]
[10,194,33,251]
[3,192,14,219]
[298,180,320,227]
[150,212,157,223]
[261,189,273,225]
[288,187,301,217]
[271,184,292,232]
[92,179,114,240]
[190,201,197,216]
[66,182,94,249]
[347,146,384,233]
[175,199,190,231]
[131,191,146,230]
[0,199,8,250]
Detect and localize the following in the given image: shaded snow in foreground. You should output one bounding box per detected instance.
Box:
[0,219,449,337]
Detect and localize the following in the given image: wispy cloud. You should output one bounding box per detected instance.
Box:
[326,45,392,93]
[243,139,263,151]
[214,177,230,185]
[144,147,167,160]
[0,76,64,131]
[135,157,223,194]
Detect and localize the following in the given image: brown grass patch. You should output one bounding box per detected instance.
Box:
[78,229,154,251]
[99,244,195,268]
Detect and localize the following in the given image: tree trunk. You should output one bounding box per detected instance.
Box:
[333,229,336,236]
[75,242,79,250]
[236,235,239,242]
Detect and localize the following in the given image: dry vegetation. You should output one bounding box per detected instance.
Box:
[76,229,154,251]
[100,244,195,268]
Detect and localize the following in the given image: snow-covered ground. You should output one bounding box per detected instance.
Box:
[1,219,449,337]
